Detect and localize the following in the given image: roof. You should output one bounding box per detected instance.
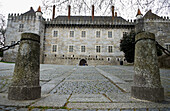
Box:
[136,9,142,16]
[143,10,161,19]
[53,16,128,22]
[21,7,35,16]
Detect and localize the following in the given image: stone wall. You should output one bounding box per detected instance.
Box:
[3,14,45,63]
[44,27,130,65]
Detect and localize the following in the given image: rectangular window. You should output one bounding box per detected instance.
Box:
[96,31,100,38]
[165,43,170,51]
[123,32,128,37]
[81,46,86,52]
[19,24,24,32]
[69,45,74,52]
[52,45,57,52]
[53,31,58,37]
[108,31,112,38]
[11,41,15,49]
[70,31,74,37]
[108,46,113,53]
[81,31,86,38]
[96,46,101,53]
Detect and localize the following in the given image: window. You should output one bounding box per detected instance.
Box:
[53,30,58,37]
[96,31,100,38]
[108,31,112,38]
[81,31,86,38]
[123,32,128,37]
[108,46,113,53]
[19,24,24,32]
[70,31,74,37]
[96,46,101,53]
[69,45,74,52]
[11,41,15,49]
[52,45,57,52]
[165,43,170,51]
[81,46,86,52]
[158,27,163,32]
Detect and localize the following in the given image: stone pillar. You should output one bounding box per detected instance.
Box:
[131,32,164,102]
[8,33,41,100]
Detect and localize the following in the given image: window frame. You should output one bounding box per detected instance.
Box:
[96,31,101,38]
[95,45,101,53]
[68,45,74,52]
[108,45,113,53]
[81,45,86,53]
[81,31,86,38]
[69,31,74,38]
[51,44,58,53]
[52,30,59,38]
[108,31,112,38]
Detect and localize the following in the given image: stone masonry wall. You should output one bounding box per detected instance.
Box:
[44,27,131,65]
[4,14,45,63]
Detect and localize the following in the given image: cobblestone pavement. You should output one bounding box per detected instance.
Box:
[0,63,170,111]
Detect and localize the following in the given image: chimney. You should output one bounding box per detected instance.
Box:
[115,12,117,17]
[52,5,55,19]
[92,5,94,20]
[112,6,114,19]
[68,5,71,20]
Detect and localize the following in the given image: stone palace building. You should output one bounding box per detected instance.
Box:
[3,5,170,65]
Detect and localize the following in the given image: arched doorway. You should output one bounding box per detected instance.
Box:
[79,59,87,66]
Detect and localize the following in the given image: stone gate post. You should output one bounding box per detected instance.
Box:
[131,32,164,102]
[8,33,41,100]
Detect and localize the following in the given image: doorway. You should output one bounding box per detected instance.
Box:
[79,59,87,66]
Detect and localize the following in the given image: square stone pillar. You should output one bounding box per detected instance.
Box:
[131,32,164,102]
[8,33,41,100]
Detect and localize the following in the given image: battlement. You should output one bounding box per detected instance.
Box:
[136,16,170,23]
[8,13,36,21]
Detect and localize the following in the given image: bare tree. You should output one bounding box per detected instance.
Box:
[0,14,5,48]
[41,0,170,19]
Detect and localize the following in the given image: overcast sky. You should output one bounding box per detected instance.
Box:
[0,0,43,21]
[0,0,169,24]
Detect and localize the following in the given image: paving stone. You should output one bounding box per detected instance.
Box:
[0,93,36,106]
[17,108,29,111]
[4,106,17,111]
[135,108,147,111]
[41,83,57,94]
[106,93,138,102]
[159,108,170,111]
[31,94,70,107]
[31,108,42,111]
[67,103,170,109]
[69,94,111,103]
[45,109,58,111]
[56,109,68,111]
[148,108,159,111]
[97,110,108,111]
[0,105,5,109]
[121,109,134,111]
[108,109,120,111]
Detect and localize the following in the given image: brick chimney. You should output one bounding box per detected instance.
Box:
[92,5,94,20]
[68,5,71,20]
[52,5,55,19]
[112,6,114,19]
[115,12,117,17]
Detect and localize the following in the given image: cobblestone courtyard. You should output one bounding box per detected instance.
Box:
[0,63,170,111]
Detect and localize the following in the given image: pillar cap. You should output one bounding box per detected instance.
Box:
[135,32,155,42]
[21,33,40,42]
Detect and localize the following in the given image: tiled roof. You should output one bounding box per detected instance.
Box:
[37,6,42,12]
[143,10,161,19]
[53,16,127,22]
[136,9,142,16]
[21,7,35,16]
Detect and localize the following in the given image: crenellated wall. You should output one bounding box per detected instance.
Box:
[4,13,45,63]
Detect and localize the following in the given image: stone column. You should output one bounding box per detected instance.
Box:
[8,33,41,100]
[131,32,164,102]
